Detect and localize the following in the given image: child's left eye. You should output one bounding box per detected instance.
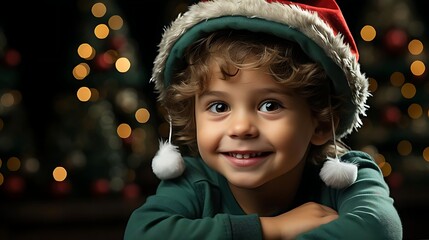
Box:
[259,101,282,112]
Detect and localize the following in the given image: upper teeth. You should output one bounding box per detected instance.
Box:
[229,152,262,159]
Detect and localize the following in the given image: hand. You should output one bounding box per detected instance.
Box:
[260,202,338,240]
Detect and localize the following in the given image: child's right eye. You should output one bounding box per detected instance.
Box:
[208,102,229,113]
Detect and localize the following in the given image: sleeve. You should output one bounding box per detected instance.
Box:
[297,151,403,240]
[123,174,262,240]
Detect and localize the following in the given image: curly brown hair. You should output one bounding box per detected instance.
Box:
[160,30,349,165]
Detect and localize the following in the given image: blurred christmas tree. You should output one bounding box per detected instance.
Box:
[0,0,164,201]
[0,27,37,199]
[44,0,163,199]
[348,0,429,191]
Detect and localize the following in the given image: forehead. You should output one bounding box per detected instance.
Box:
[205,62,282,91]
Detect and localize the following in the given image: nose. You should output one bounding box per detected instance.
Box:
[227,111,259,139]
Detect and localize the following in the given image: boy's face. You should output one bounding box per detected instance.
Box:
[195,62,325,189]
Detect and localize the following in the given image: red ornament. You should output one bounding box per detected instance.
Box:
[51,180,72,197]
[384,28,408,54]
[3,175,25,197]
[386,172,403,189]
[110,35,127,50]
[91,178,110,197]
[94,53,113,70]
[123,135,134,145]
[4,49,21,67]
[122,183,141,200]
[383,106,402,124]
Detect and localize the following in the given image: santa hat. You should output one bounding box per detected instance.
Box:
[150,0,370,188]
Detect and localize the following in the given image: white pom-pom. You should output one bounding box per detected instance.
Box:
[152,140,185,180]
[319,157,357,189]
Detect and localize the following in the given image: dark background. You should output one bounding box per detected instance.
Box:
[0,0,428,239]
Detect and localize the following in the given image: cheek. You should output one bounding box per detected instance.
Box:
[195,114,218,154]
[196,130,210,154]
[270,120,315,152]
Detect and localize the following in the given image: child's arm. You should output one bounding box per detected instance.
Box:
[260,202,339,239]
[260,151,402,240]
[296,151,403,239]
[125,183,339,240]
[124,176,263,240]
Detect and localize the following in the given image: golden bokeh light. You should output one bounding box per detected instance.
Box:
[360,25,376,42]
[7,157,21,171]
[423,147,429,162]
[109,15,123,30]
[1,92,16,107]
[397,140,412,156]
[77,43,95,60]
[410,60,425,76]
[400,83,416,99]
[94,24,110,39]
[390,71,405,87]
[72,63,90,80]
[115,57,131,73]
[91,2,107,18]
[117,123,132,138]
[77,86,92,102]
[379,161,392,177]
[408,39,423,55]
[53,166,67,182]
[408,103,423,119]
[135,108,150,123]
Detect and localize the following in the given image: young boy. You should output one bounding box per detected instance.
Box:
[124,0,403,239]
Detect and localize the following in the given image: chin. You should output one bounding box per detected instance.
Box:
[226,174,268,189]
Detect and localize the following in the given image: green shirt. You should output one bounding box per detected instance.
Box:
[124,151,402,239]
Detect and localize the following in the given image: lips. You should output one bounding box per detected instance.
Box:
[224,151,270,168]
[228,152,263,159]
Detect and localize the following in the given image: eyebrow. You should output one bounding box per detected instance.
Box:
[199,87,293,98]
[198,91,227,99]
[259,87,293,95]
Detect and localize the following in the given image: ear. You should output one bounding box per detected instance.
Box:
[310,117,339,146]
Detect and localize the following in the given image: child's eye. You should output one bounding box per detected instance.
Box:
[259,101,282,112]
[208,102,229,113]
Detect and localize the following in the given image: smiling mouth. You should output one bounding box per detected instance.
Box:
[223,151,271,168]
[227,152,270,159]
